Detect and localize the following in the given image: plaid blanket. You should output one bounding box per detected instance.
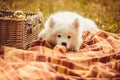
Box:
[0,30,120,80]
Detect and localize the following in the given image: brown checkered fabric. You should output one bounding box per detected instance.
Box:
[0,30,120,80]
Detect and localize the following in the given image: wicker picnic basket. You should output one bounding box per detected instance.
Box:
[0,10,43,49]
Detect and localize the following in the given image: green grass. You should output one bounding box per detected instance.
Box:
[0,0,120,33]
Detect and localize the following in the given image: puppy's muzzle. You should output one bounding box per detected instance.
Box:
[61,42,67,46]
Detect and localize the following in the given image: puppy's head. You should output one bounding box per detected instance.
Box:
[48,17,80,51]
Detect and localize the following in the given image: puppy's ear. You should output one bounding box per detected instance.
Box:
[73,18,79,29]
[49,17,55,28]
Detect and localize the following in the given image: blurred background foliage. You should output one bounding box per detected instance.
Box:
[0,0,120,33]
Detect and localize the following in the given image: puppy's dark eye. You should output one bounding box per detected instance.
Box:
[57,35,61,38]
[67,36,71,39]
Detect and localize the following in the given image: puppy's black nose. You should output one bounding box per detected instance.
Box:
[61,42,67,46]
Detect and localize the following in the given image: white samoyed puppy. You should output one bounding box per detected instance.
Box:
[38,11,99,51]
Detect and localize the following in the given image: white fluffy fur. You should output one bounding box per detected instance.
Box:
[38,11,99,51]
